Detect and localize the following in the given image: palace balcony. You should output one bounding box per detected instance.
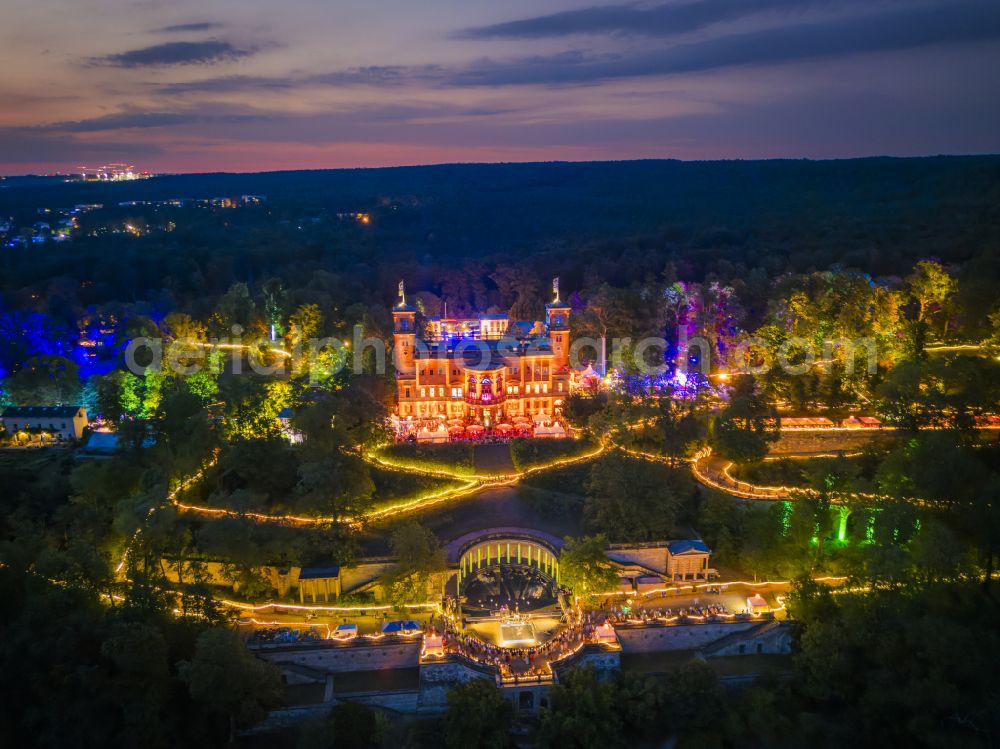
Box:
[465,391,506,405]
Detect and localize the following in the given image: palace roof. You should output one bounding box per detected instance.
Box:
[413,336,554,366]
[666,540,711,555]
[298,564,341,579]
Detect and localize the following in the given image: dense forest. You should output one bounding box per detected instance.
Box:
[3,157,1000,318]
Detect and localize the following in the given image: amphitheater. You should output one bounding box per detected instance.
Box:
[236,526,792,728]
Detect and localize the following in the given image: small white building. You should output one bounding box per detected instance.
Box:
[605,539,713,583]
[1,406,89,442]
[665,540,712,582]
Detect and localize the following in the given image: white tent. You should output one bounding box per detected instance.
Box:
[422,633,445,656]
[416,423,449,443]
[534,423,567,439]
[595,622,617,644]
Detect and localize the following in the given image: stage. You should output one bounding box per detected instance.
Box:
[499,620,536,646]
[466,612,563,648]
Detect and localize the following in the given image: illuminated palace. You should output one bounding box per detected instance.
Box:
[392,280,572,427]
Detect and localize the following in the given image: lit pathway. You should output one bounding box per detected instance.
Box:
[160,439,608,529]
[689,449,948,509]
[615,434,947,508]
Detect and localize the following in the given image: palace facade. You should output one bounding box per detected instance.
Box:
[392,283,572,427]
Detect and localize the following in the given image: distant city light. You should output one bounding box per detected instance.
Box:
[77,163,153,181]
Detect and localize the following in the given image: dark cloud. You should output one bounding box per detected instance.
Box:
[96,103,526,146]
[158,74,297,95]
[58,83,992,157]
[446,0,1000,85]
[311,65,437,86]
[173,1,997,93]
[455,0,840,39]
[41,109,270,132]
[157,65,442,95]
[154,22,225,33]
[93,40,254,67]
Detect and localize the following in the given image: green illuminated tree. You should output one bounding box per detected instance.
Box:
[908,260,956,336]
[94,370,141,423]
[381,521,446,607]
[163,312,207,342]
[186,368,219,402]
[221,377,291,440]
[288,303,323,347]
[558,535,619,603]
[985,307,1000,356]
[711,374,779,463]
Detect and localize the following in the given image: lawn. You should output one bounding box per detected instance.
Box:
[509,436,599,471]
[368,465,468,513]
[373,442,476,475]
[730,454,880,489]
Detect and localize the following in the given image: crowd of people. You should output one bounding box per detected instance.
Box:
[433,610,604,680]
[247,625,327,645]
[606,602,731,624]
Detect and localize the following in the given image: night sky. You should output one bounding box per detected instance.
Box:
[3,0,1000,174]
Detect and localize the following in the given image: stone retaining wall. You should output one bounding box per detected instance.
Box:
[615,622,758,652]
[606,545,667,574]
[256,640,421,673]
[347,690,421,713]
[553,645,621,679]
[418,657,498,710]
